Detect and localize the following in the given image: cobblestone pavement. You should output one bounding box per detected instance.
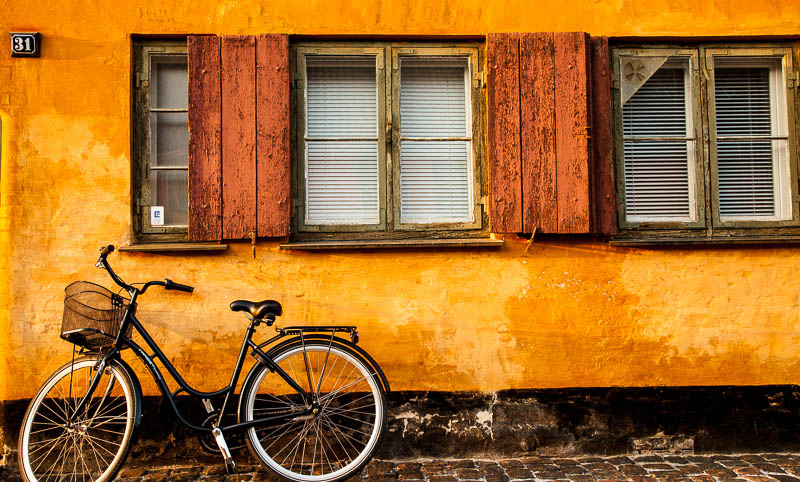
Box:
[5,453,800,480]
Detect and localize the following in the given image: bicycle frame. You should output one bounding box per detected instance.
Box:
[69,286,317,436]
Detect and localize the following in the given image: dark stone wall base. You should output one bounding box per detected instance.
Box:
[2,386,800,465]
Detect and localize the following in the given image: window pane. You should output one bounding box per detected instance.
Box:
[150,55,188,109]
[306,57,376,138]
[306,141,379,224]
[149,112,188,167]
[400,58,468,138]
[622,64,694,221]
[399,58,471,224]
[714,65,785,219]
[401,141,470,223]
[149,170,188,226]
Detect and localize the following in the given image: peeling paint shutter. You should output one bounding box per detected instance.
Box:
[487,32,616,235]
[188,34,291,241]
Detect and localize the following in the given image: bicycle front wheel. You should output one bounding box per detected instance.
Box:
[241,341,387,482]
[18,356,139,482]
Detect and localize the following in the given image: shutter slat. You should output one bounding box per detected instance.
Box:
[188,35,222,241]
[487,33,523,233]
[221,35,257,239]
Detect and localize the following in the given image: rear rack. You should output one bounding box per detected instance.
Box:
[279,326,358,344]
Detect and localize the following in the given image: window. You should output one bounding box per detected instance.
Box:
[133,40,189,241]
[293,43,485,238]
[612,45,799,236]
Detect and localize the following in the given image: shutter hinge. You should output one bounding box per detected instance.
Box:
[136,71,149,88]
[612,79,621,90]
[481,71,487,88]
[479,195,488,206]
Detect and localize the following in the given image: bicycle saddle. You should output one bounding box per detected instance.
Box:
[230,300,282,320]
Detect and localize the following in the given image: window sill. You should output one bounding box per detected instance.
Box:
[280,238,504,250]
[118,242,229,253]
[609,235,800,247]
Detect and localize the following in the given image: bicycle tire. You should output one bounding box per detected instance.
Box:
[18,356,140,482]
[240,340,387,482]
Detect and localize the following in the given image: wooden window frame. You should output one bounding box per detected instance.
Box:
[611,42,800,239]
[291,41,487,241]
[132,40,189,243]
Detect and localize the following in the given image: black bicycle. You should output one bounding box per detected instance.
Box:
[17,245,389,482]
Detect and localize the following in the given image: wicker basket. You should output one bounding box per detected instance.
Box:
[60,281,132,350]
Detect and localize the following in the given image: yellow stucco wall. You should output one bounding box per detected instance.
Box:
[2,0,800,401]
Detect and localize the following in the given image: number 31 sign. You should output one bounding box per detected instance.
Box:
[11,33,40,57]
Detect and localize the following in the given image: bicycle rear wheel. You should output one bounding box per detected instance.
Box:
[17,356,139,482]
[241,340,387,482]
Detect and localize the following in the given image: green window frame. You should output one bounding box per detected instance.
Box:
[612,44,800,237]
[291,42,487,240]
[132,40,189,242]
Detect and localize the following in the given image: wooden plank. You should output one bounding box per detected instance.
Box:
[590,36,618,236]
[486,33,522,234]
[520,32,557,234]
[221,35,257,240]
[187,35,222,241]
[554,32,591,233]
[256,34,291,238]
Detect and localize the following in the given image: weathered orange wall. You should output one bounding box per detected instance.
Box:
[2,0,800,401]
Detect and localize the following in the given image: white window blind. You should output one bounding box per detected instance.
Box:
[399,58,472,224]
[622,62,695,222]
[713,60,790,220]
[305,57,379,225]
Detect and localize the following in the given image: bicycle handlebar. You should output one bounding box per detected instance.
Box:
[97,245,194,295]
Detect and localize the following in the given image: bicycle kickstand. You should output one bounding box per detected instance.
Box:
[212,427,236,474]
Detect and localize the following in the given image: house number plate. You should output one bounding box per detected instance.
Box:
[11,33,40,57]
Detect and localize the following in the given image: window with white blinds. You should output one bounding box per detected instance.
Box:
[399,58,472,224]
[305,57,379,225]
[615,46,798,233]
[296,44,482,235]
[712,58,792,221]
[621,60,696,222]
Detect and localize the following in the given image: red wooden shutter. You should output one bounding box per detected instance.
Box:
[256,34,291,237]
[590,36,618,236]
[188,35,223,241]
[188,34,291,241]
[487,33,523,234]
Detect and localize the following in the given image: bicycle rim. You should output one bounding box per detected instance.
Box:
[18,358,136,482]
[244,343,386,481]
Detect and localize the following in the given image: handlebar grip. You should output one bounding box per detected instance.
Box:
[164,279,194,293]
[100,245,115,257]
